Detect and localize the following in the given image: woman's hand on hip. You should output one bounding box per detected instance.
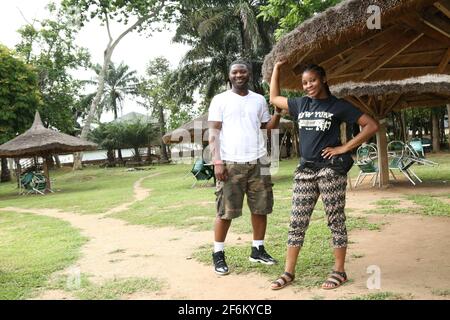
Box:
[321,146,348,159]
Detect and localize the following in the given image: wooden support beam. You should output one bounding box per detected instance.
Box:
[395,48,445,59]
[362,30,424,79]
[379,95,388,116]
[382,94,403,117]
[402,14,450,45]
[422,11,450,38]
[435,0,450,18]
[438,48,450,72]
[344,96,375,117]
[292,48,313,74]
[318,25,404,68]
[328,25,404,76]
[407,99,450,107]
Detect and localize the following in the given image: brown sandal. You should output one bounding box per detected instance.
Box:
[322,270,348,290]
[270,272,295,290]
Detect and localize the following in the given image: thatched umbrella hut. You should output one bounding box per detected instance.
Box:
[0,112,98,192]
[262,0,450,89]
[330,74,450,186]
[163,113,295,143]
[163,113,298,159]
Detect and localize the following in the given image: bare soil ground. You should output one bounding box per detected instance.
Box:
[3,176,449,300]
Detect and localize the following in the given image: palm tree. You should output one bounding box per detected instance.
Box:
[86,61,139,162]
[172,0,276,107]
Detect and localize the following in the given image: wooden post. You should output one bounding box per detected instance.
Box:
[432,108,440,152]
[43,156,51,193]
[376,119,389,187]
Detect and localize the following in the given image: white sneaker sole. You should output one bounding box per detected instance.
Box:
[249,257,276,265]
[214,269,230,276]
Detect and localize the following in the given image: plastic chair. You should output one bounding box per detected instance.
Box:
[20,171,47,195]
[354,144,379,187]
[388,155,422,185]
[408,140,425,158]
[190,159,215,188]
[387,140,405,158]
[406,140,438,166]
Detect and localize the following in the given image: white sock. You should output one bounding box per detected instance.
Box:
[214,242,225,253]
[253,240,264,249]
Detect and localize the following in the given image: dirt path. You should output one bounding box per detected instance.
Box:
[2,177,449,300]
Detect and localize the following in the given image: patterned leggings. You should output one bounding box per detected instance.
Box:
[288,167,348,248]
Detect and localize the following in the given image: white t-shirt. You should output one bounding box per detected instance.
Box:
[208,90,271,162]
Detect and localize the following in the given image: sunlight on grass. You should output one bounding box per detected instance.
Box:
[0,166,154,214]
[0,211,87,299]
[47,274,162,300]
[349,292,409,300]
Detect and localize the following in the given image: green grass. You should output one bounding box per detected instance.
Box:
[47,274,162,300]
[406,195,450,216]
[0,166,154,214]
[431,289,450,297]
[195,214,380,289]
[406,153,450,182]
[76,277,162,300]
[367,193,450,217]
[0,211,87,299]
[349,292,409,300]
[373,200,401,206]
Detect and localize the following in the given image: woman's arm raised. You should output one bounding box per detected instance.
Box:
[269,61,289,111]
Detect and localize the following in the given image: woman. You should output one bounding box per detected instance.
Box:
[266,60,379,290]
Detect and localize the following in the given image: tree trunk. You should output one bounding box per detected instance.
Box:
[447,104,450,149]
[73,152,83,170]
[45,155,55,169]
[158,103,168,161]
[432,109,440,152]
[134,148,141,162]
[400,110,408,142]
[112,99,124,164]
[73,16,147,170]
[54,155,61,168]
[106,149,115,166]
[1,157,11,182]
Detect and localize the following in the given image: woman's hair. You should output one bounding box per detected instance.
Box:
[302,64,331,96]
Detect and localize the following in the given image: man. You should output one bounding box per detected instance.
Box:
[208,60,277,276]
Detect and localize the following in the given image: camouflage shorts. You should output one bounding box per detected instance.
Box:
[215,157,274,220]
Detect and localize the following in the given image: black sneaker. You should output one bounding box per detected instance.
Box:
[212,251,229,275]
[249,245,277,265]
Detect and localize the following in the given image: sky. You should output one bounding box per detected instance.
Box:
[0,0,191,122]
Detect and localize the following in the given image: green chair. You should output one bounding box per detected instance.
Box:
[20,171,47,195]
[406,140,438,166]
[190,159,215,188]
[388,156,422,186]
[354,144,379,187]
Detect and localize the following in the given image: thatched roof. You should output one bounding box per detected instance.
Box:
[111,112,158,125]
[330,74,450,117]
[263,0,450,90]
[0,112,98,158]
[163,113,294,145]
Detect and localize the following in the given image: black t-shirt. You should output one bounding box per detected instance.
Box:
[288,95,363,161]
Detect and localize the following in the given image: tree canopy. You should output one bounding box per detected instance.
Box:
[0,45,42,144]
